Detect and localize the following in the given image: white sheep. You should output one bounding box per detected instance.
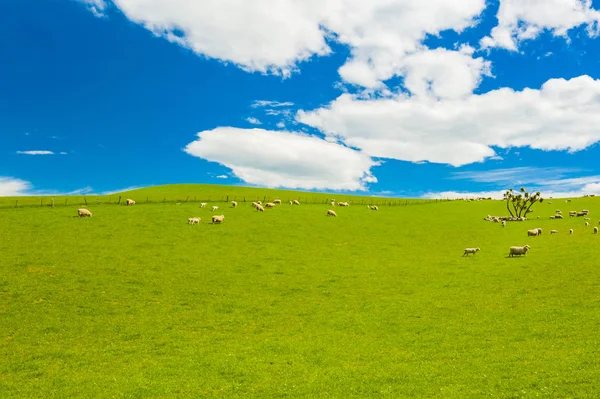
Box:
[211,215,225,224]
[231,201,238,208]
[273,199,282,204]
[265,202,276,208]
[200,203,207,208]
[188,217,200,225]
[212,206,219,211]
[550,229,558,234]
[502,221,506,227]
[256,201,262,205]
[78,208,92,217]
[585,222,590,226]
[594,227,598,234]
[527,229,539,237]
[584,217,591,220]
[463,247,480,256]
[126,199,135,206]
[509,245,531,257]
[332,201,336,206]
[251,202,258,208]
[570,229,574,234]
[293,200,300,205]
[327,209,337,217]
[370,205,379,211]
[256,204,265,212]
[289,201,293,205]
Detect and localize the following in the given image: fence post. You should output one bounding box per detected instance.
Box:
[146,197,149,203]
[15,200,18,208]
[65,198,68,206]
[84,197,88,206]
[185,196,189,203]
[163,197,166,203]
[227,196,229,203]
[118,196,121,205]
[244,197,246,203]
[51,198,54,208]
[41,198,43,207]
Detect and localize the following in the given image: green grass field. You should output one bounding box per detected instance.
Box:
[1,185,599,398]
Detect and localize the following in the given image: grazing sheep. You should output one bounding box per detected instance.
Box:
[265,202,276,208]
[78,208,92,217]
[211,215,225,224]
[537,228,543,235]
[509,245,531,257]
[550,229,558,234]
[556,209,561,213]
[463,247,480,256]
[338,202,349,207]
[256,204,265,212]
[188,217,200,225]
[570,229,574,234]
[257,201,262,205]
[527,229,539,237]
[212,206,219,211]
[585,222,590,226]
[126,199,135,206]
[584,217,591,220]
[502,221,506,227]
[554,214,563,219]
[273,199,281,204]
[289,201,293,205]
[569,211,577,217]
[370,205,379,211]
[331,201,335,206]
[200,203,207,208]
[231,201,238,208]
[582,209,590,215]
[327,209,337,217]
[594,227,598,234]
[293,200,300,205]
[251,202,258,208]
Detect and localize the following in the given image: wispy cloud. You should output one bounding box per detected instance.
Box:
[251,100,294,108]
[276,121,285,129]
[216,175,228,179]
[246,117,262,125]
[16,150,54,155]
[449,167,583,186]
[100,186,145,195]
[0,177,32,196]
[59,152,67,155]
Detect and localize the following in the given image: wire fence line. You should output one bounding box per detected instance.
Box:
[0,195,452,210]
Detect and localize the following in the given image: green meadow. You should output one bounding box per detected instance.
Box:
[1,185,599,398]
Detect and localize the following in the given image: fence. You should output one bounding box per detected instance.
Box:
[0,194,452,210]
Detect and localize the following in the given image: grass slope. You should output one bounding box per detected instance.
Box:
[1,192,599,398]
[0,184,439,209]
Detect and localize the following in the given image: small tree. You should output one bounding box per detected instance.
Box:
[503,187,543,218]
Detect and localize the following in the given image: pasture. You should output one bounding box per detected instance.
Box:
[1,187,599,398]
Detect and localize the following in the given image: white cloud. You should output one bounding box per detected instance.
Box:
[297,75,600,166]
[252,100,294,108]
[103,0,487,92]
[59,152,68,155]
[0,177,32,196]
[79,0,107,17]
[276,121,286,128]
[16,150,54,155]
[216,175,228,179]
[481,0,600,50]
[449,167,583,186]
[183,127,379,190]
[246,117,262,125]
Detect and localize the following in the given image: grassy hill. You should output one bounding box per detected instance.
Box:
[1,187,599,397]
[0,184,441,209]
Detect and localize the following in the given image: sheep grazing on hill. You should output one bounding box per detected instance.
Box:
[370,205,379,211]
[594,227,598,234]
[338,201,349,207]
[569,211,577,217]
[577,211,586,217]
[231,201,238,208]
[463,247,480,256]
[537,228,542,235]
[502,221,506,227]
[570,229,574,234]
[256,204,265,212]
[585,222,590,227]
[550,229,558,234]
[273,199,281,204]
[509,245,531,257]
[78,208,92,217]
[289,201,293,205]
[331,201,335,206]
[251,202,258,208]
[256,201,262,205]
[265,202,276,208]
[293,200,300,205]
[211,215,225,224]
[126,199,135,206]
[527,229,540,237]
[188,217,200,225]
[582,209,590,215]
[554,214,564,219]
[327,209,337,217]
[200,203,207,208]
[212,206,219,211]
[584,217,591,220]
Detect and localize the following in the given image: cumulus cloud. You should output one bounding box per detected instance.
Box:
[297,75,600,166]
[246,117,262,125]
[0,177,32,196]
[16,150,54,155]
[101,0,487,92]
[481,0,600,50]
[183,127,379,190]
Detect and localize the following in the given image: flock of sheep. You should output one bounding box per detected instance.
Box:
[467,206,598,258]
[75,197,381,225]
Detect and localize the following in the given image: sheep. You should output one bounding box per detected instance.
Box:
[582,209,590,215]
[289,201,293,205]
[273,199,282,204]
[256,204,265,212]
[77,208,92,217]
[463,247,480,256]
[527,229,539,237]
[556,209,561,213]
[594,227,598,234]
[569,211,577,217]
[126,199,135,206]
[570,229,574,234]
[293,200,300,205]
[211,215,225,224]
[502,221,506,227]
[509,245,531,257]
[537,228,542,235]
[331,201,335,206]
[338,202,349,207]
[200,203,207,208]
[327,209,337,217]
[231,201,238,208]
[188,217,200,225]
[554,214,563,219]
[251,202,258,208]
[585,222,590,227]
[265,202,276,208]
[584,217,591,220]
[256,201,262,205]
[370,205,379,211]
[212,206,219,211]
[550,229,558,234]
[536,216,540,219]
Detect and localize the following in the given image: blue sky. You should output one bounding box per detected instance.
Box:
[3,0,600,198]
